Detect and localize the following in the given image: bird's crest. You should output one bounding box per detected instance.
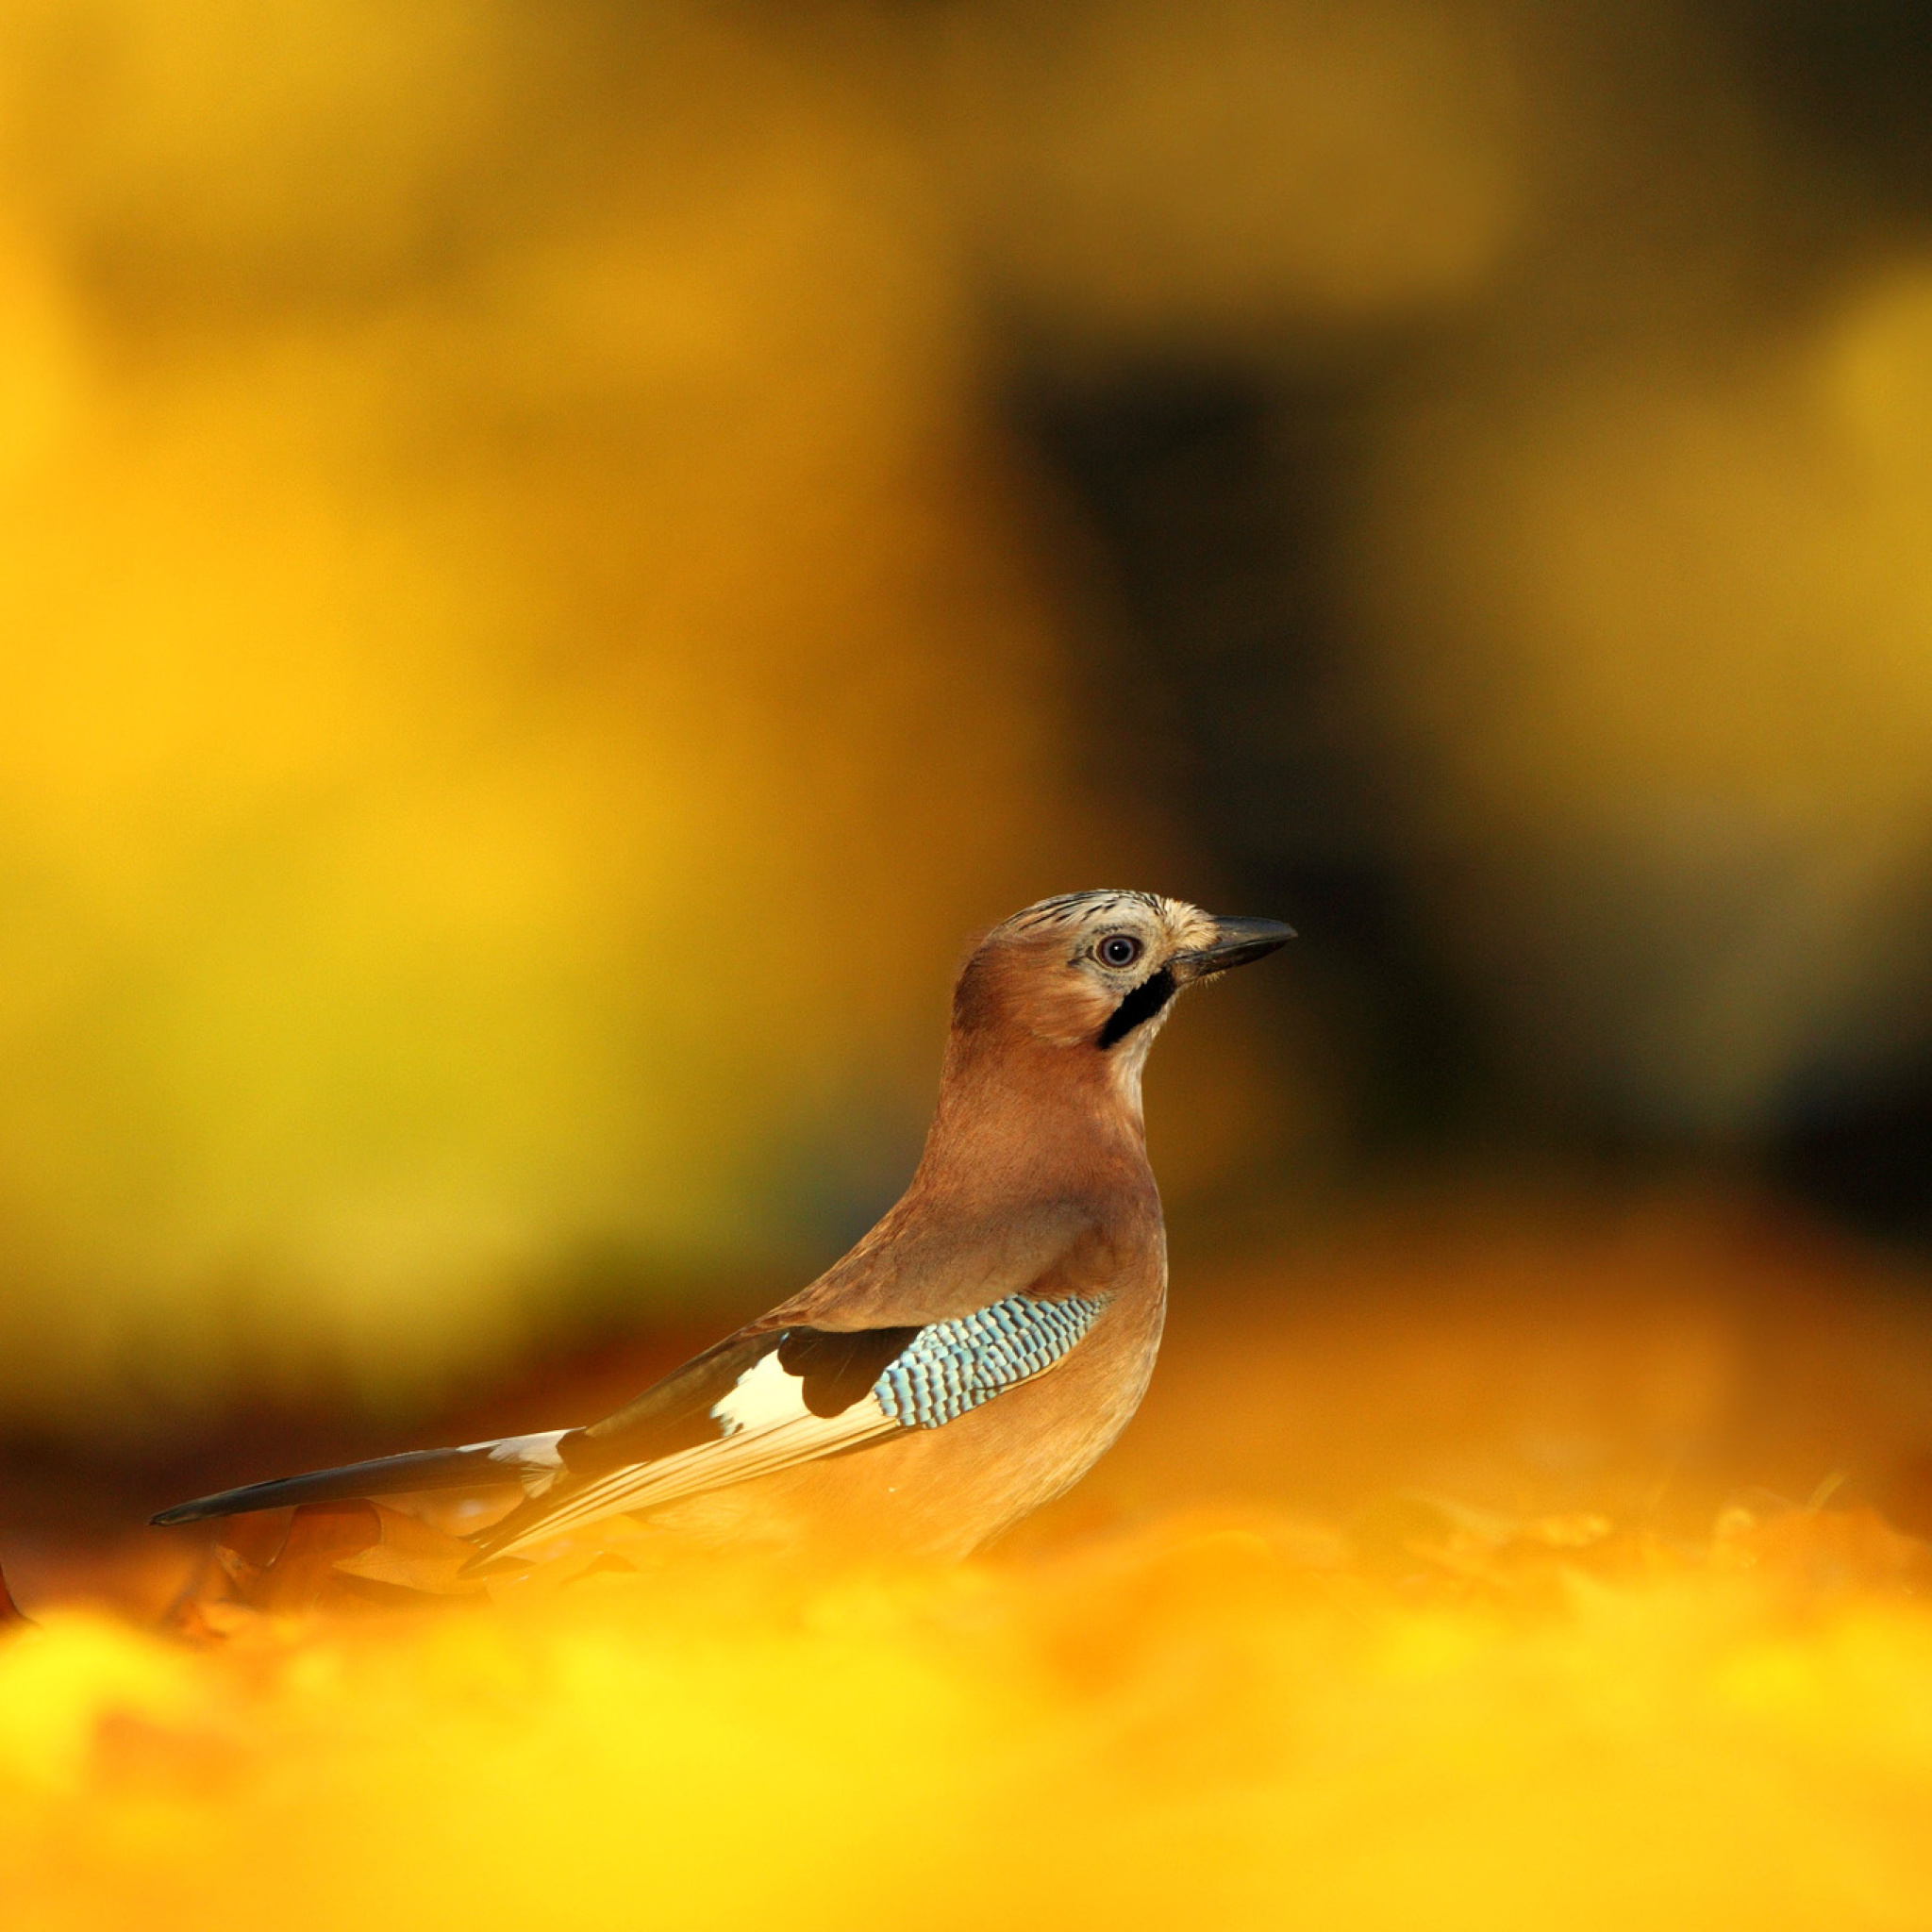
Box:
[1002,890,1179,935]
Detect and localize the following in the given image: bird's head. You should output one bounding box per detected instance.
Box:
[953,891,1292,1091]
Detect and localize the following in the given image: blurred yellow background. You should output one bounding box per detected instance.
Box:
[0,0,1210,1427]
[5,0,1932,1440]
[9,7,1932,1927]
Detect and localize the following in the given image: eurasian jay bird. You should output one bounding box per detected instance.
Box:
[151,891,1291,1568]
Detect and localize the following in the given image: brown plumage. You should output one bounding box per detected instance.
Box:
[152,891,1291,1578]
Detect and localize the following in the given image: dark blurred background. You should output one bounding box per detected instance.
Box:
[6,0,1932,1566]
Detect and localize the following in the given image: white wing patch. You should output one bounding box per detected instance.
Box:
[710,1351,815,1435]
[487,1353,897,1558]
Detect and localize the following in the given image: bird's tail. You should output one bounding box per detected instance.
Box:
[150,1433,565,1528]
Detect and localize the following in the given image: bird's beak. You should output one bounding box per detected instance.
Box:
[1172,915,1295,983]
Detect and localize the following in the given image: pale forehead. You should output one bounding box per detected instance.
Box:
[999,890,1211,942]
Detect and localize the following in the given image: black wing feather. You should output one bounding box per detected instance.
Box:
[558,1331,781,1476]
[776,1325,921,1416]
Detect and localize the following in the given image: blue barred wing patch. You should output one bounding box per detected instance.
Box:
[872,1293,1108,1429]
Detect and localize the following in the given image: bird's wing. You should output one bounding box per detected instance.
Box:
[472,1291,1109,1561]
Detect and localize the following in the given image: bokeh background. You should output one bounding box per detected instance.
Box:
[5,0,1932,1576]
[17,8,1932,1928]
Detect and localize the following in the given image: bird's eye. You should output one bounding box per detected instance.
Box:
[1097,934,1142,969]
